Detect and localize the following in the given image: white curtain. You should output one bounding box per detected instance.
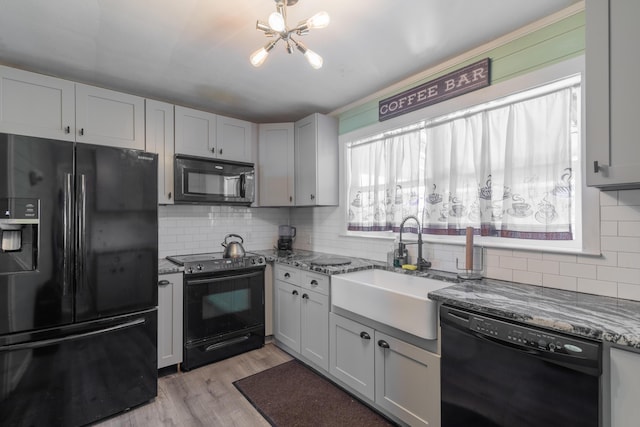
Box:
[347,83,578,240]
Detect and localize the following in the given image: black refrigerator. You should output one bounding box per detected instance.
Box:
[0,133,158,426]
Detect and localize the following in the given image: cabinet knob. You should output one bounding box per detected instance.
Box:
[79,128,84,136]
[360,332,371,340]
[310,194,315,200]
[302,293,309,300]
[310,280,318,286]
[594,160,600,173]
[64,126,70,134]
[284,272,290,278]
[289,196,293,203]
[168,192,172,199]
[158,280,170,286]
[378,340,390,349]
[292,290,298,296]
[219,148,223,155]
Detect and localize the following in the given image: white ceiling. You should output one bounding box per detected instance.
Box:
[0,0,581,123]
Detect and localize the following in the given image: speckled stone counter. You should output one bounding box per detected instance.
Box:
[428,279,640,349]
[159,258,182,275]
[252,249,387,275]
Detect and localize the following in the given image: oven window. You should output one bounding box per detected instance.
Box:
[185,269,264,343]
[202,289,250,319]
[186,171,239,196]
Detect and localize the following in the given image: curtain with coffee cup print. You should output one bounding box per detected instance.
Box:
[347,82,578,240]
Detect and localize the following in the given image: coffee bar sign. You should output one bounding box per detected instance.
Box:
[379,58,491,121]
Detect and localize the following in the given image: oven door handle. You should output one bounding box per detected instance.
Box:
[186,270,263,285]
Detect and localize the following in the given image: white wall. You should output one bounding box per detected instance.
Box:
[157,205,287,258]
[291,189,640,301]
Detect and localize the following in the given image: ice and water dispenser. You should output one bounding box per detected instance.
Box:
[0,198,39,273]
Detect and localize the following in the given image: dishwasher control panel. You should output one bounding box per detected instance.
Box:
[441,305,601,361]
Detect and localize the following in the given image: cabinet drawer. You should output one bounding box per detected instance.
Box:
[302,271,329,296]
[274,264,300,284]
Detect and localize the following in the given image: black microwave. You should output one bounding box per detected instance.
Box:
[174,154,255,205]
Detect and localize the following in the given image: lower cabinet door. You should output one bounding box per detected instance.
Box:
[274,280,301,353]
[375,331,441,427]
[300,290,329,371]
[157,273,183,369]
[329,313,375,401]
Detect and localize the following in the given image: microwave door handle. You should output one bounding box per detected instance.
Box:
[240,173,246,198]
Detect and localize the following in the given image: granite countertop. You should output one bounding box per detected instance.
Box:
[158,249,640,349]
[252,249,387,275]
[159,258,182,275]
[428,279,640,349]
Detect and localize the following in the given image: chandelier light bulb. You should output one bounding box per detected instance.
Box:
[250,47,270,67]
[304,49,323,69]
[306,11,330,29]
[268,12,285,32]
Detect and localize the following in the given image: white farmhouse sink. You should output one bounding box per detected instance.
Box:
[331,269,453,339]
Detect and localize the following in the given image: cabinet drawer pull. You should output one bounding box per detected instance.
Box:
[310,279,318,286]
[64,126,70,134]
[292,290,298,296]
[168,192,172,199]
[310,194,315,200]
[360,332,371,340]
[594,160,599,173]
[284,272,291,278]
[79,128,84,136]
[378,340,390,349]
[158,280,170,286]
[302,293,309,300]
[219,148,223,155]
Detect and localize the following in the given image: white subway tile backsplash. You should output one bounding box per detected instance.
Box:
[600,221,618,236]
[618,221,640,237]
[527,259,560,275]
[618,189,640,206]
[618,283,640,301]
[577,278,618,298]
[598,266,640,285]
[618,252,640,269]
[600,190,618,206]
[543,274,577,292]
[559,262,597,279]
[601,205,640,222]
[499,256,528,271]
[577,251,617,267]
[601,236,640,253]
[513,270,542,286]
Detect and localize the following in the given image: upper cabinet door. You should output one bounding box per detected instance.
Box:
[217,115,253,163]
[294,113,338,206]
[75,84,145,150]
[586,0,640,188]
[0,66,75,141]
[258,123,295,206]
[174,105,217,158]
[145,99,175,204]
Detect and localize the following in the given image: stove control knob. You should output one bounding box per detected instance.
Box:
[250,258,255,264]
[186,267,193,274]
[196,264,203,271]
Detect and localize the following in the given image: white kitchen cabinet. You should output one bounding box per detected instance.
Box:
[294,113,338,206]
[0,65,75,141]
[329,313,376,400]
[375,331,440,427]
[145,99,175,204]
[158,273,183,369]
[273,264,330,372]
[610,347,640,427]
[585,0,640,188]
[257,123,295,206]
[329,312,440,427]
[217,115,253,163]
[75,83,145,150]
[174,105,217,158]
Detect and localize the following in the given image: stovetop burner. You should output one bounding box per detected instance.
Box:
[166,252,266,275]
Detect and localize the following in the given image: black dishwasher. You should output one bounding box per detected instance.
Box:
[440,305,601,427]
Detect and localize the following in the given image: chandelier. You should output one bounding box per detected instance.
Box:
[250,0,330,69]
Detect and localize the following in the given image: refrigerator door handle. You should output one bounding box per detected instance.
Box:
[0,318,146,352]
[77,173,87,293]
[63,173,73,296]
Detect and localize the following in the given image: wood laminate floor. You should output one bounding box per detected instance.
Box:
[95,343,293,427]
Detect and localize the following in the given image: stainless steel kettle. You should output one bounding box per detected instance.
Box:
[222,234,246,258]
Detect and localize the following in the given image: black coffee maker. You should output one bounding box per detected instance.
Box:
[277,225,296,251]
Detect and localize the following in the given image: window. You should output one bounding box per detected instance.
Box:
[344,57,597,253]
